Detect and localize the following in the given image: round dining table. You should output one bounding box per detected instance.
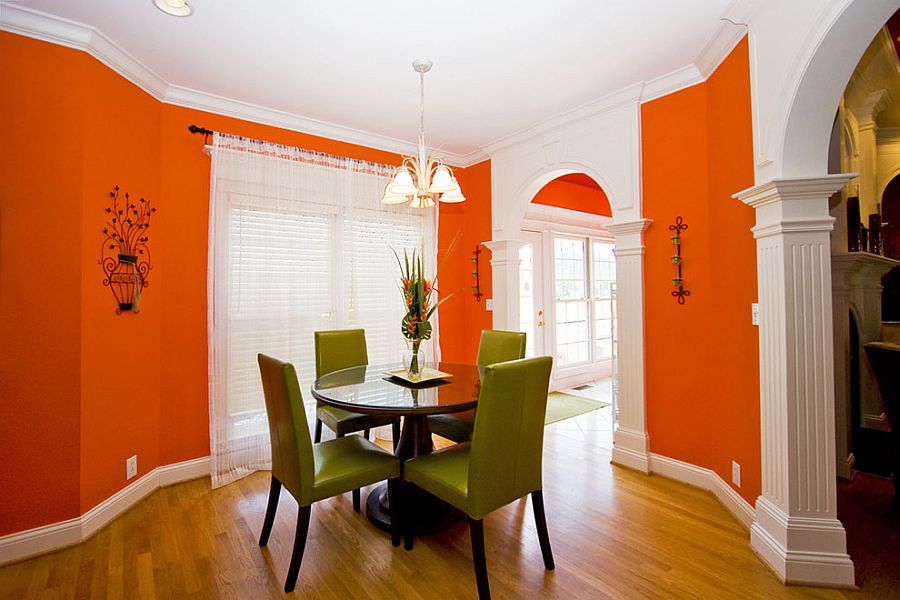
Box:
[311,361,482,533]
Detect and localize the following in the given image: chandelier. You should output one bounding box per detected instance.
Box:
[381,59,465,208]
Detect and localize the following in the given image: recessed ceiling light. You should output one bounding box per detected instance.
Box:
[153,0,192,17]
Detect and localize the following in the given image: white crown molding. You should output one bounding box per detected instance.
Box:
[3,1,752,167]
[0,3,485,167]
[481,82,645,156]
[163,84,428,162]
[0,2,168,98]
[695,0,760,78]
[649,453,756,529]
[0,456,210,566]
[641,64,705,103]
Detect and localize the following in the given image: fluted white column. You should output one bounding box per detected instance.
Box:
[735,175,855,587]
[606,219,652,473]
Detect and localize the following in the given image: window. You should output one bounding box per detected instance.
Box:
[554,236,590,365]
[226,200,427,418]
[592,241,616,359]
[552,235,615,368]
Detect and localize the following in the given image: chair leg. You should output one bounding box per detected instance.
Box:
[259,476,282,546]
[336,432,362,510]
[469,518,490,599]
[314,418,323,443]
[392,419,401,452]
[531,490,555,570]
[404,482,415,551]
[363,428,371,440]
[284,504,312,593]
[387,478,400,547]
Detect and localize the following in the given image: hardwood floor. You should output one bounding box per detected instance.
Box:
[0,408,891,599]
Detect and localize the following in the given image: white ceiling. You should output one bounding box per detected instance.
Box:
[7,0,735,157]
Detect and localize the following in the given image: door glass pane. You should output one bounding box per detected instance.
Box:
[519,242,536,358]
[554,236,589,365]
[554,237,585,299]
[592,241,616,360]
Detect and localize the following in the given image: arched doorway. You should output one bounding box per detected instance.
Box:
[735,0,900,587]
[517,174,617,446]
[485,98,650,471]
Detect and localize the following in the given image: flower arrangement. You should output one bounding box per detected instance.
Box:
[394,247,450,377]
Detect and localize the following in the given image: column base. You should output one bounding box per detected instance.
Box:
[750,498,855,587]
[611,426,649,473]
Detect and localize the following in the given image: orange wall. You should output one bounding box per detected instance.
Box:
[641,38,760,503]
[79,49,164,513]
[0,31,491,534]
[438,160,494,363]
[0,34,84,533]
[531,178,612,216]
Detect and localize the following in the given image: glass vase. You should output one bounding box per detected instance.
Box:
[404,339,426,381]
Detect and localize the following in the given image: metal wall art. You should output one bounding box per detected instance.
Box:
[99,185,156,314]
[471,244,484,302]
[669,216,690,304]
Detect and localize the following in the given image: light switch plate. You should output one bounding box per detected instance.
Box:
[485,299,493,311]
[751,303,759,326]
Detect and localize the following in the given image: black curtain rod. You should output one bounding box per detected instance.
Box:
[188,124,214,136]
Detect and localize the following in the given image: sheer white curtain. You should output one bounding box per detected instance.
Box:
[208,133,436,488]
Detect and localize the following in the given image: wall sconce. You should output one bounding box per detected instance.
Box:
[669,216,690,304]
[471,244,484,302]
[99,185,156,314]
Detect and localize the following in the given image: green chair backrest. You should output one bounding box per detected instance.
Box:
[467,356,553,519]
[258,354,315,506]
[476,330,527,367]
[314,329,369,379]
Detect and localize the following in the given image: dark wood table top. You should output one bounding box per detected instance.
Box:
[311,362,482,417]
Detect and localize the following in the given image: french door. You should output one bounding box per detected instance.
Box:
[519,228,616,385]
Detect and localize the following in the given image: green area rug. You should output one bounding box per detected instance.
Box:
[545,392,610,425]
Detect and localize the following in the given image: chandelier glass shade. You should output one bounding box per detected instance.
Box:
[382,59,465,208]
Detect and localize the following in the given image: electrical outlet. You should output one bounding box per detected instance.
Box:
[732,460,741,488]
[751,303,759,326]
[126,455,137,480]
[485,299,493,311]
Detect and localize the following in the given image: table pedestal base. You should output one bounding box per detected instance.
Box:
[365,482,462,535]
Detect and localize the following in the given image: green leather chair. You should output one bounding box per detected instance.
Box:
[257,354,401,593]
[428,330,527,443]
[313,329,401,446]
[404,356,554,600]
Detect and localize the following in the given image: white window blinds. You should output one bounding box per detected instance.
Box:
[208,133,435,488]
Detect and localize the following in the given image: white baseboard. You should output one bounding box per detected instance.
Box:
[611,427,650,474]
[648,453,756,529]
[0,456,209,566]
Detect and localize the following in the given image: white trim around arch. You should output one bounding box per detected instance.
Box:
[484,94,652,472]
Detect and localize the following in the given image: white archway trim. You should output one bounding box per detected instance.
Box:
[486,93,650,473]
[735,174,856,587]
[750,0,899,181]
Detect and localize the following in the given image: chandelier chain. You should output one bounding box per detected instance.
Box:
[419,71,425,141]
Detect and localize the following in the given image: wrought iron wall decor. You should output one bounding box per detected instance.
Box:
[99,186,156,314]
[471,244,484,302]
[669,216,691,304]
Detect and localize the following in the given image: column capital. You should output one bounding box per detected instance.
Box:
[607,218,652,256]
[482,239,527,265]
[734,175,856,239]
